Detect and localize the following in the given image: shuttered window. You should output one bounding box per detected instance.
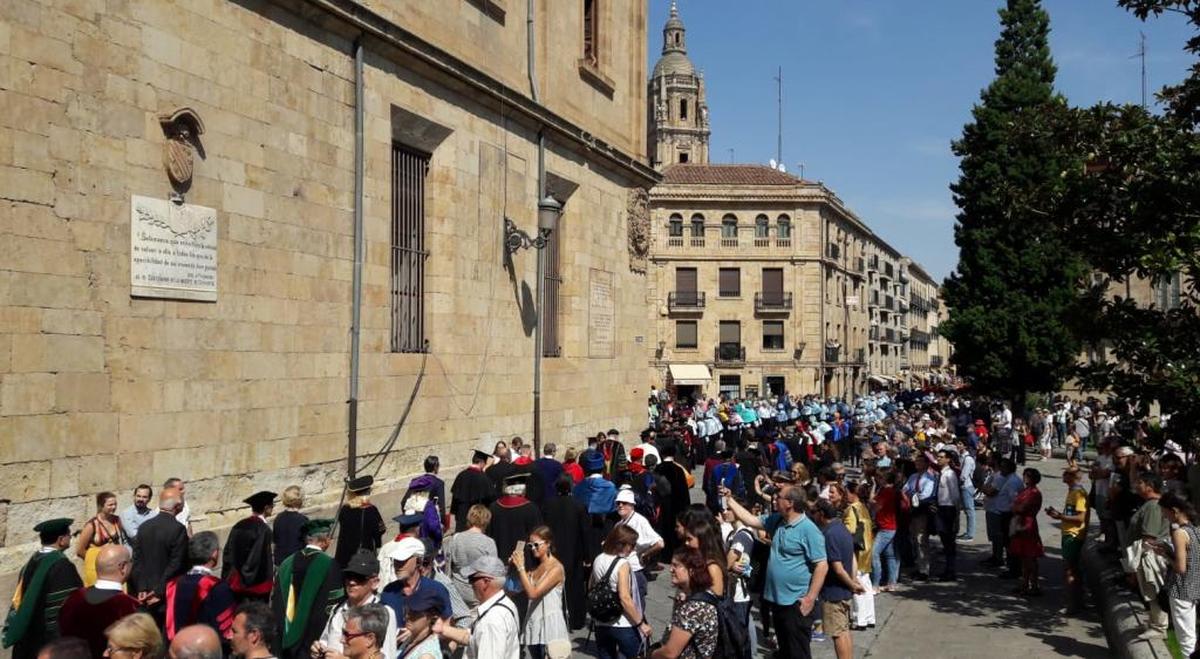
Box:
[676,320,697,348]
[719,321,740,344]
[718,268,740,297]
[391,144,430,353]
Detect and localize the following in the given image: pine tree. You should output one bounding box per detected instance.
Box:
[941,0,1087,410]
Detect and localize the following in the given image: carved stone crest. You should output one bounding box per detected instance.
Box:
[627,188,650,274]
[158,108,205,196]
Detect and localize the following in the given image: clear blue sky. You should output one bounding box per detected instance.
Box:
[648,1,1195,281]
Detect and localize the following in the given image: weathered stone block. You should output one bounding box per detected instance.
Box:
[0,372,56,415]
[10,334,104,372]
[54,373,110,412]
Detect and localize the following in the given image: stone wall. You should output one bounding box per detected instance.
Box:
[0,0,654,577]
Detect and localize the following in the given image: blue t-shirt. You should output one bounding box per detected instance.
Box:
[380,576,452,621]
[820,520,854,602]
[758,512,826,606]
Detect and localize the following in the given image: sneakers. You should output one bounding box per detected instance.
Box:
[812,631,828,642]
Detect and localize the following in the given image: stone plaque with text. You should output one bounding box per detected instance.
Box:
[588,268,615,358]
[130,195,218,301]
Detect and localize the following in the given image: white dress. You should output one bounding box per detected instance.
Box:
[523,573,569,646]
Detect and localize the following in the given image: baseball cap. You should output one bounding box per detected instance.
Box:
[343,549,381,577]
[386,536,426,562]
[468,555,507,580]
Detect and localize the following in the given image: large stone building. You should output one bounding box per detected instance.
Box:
[0,0,657,572]
[646,4,939,400]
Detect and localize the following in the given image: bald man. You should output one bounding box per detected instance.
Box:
[131,487,189,619]
[169,624,223,659]
[59,545,141,656]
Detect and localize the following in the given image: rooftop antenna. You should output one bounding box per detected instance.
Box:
[774,66,783,167]
[728,147,735,163]
[1130,31,1147,109]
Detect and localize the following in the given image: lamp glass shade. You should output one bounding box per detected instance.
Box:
[537,196,562,232]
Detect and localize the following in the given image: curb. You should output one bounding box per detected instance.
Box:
[1082,537,1173,659]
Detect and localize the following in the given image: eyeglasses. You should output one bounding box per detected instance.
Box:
[528,541,545,549]
[468,575,493,584]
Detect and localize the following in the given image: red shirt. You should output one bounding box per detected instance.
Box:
[563,462,584,485]
[874,486,899,531]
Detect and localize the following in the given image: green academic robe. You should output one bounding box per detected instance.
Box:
[3,550,84,659]
[271,548,343,659]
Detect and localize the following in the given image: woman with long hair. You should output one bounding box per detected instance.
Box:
[650,548,718,659]
[1156,493,1200,656]
[77,491,125,587]
[677,509,727,598]
[591,526,652,659]
[511,526,570,659]
[1009,468,1044,596]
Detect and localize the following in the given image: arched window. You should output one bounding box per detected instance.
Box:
[668,213,683,237]
[777,214,792,239]
[690,213,705,237]
[755,214,770,238]
[721,214,738,238]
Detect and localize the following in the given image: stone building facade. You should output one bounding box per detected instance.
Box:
[903,260,940,386]
[0,0,657,573]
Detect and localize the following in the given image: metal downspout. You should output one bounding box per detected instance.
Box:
[529,0,547,456]
[348,38,365,479]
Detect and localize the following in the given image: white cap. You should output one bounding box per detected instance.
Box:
[387,536,426,562]
[615,486,636,505]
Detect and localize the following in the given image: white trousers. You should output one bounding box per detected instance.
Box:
[1170,597,1197,655]
[853,571,876,626]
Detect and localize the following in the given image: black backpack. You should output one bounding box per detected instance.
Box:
[688,590,751,659]
[587,557,624,624]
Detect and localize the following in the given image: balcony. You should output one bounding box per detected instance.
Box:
[884,295,895,310]
[827,243,841,260]
[899,269,910,283]
[855,257,865,273]
[825,346,840,363]
[667,291,705,313]
[869,291,881,307]
[909,329,930,345]
[884,263,895,278]
[931,355,944,367]
[754,291,793,313]
[853,347,866,364]
[714,343,746,365]
[868,255,879,271]
[869,326,880,341]
[885,328,896,342]
[898,298,909,312]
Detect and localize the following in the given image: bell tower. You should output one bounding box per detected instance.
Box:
[648,1,710,169]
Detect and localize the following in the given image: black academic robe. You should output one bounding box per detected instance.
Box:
[542,494,588,630]
[5,551,83,659]
[513,462,547,508]
[656,459,692,557]
[272,510,308,567]
[271,548,344,659]
[450,467,495,532]
[487,496,543,562]
[485,461,517,494]
[223,516,273,599]
[165,570,237,645]
[333,504,385,568]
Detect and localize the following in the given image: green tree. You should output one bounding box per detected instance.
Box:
[1046,0,1200,447]
[941,0,1088,410]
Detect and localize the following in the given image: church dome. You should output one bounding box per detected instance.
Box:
[653,51,695,78]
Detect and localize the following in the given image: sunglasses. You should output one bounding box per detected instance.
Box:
[469,575,493,584]
[341,630,371,641]
[528,541,545,549]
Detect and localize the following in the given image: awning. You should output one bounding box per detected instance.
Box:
[669,364,712,386]
[868,375,888,385]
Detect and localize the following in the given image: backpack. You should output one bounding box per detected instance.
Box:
[687,590,751,659]
[771,440,793,473]
[587,556,624,624]
[710,462,745,501]
[633,472,658,523]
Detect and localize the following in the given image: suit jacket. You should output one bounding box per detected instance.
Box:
[131,511,188,597]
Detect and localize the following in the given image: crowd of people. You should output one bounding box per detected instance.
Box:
[4,387,1197,659]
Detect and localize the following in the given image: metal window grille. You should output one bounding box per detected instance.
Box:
[583,0,598,65]
[391,144,430,353]
[543,223,562,357]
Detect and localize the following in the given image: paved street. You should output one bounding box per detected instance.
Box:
[572,455,1110,657]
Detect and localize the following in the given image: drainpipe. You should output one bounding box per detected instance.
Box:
[347,37,365,479]
[528,0,547,456]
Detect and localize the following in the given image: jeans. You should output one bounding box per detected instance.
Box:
[731,599,758,656]
[595,625,644,659]
[634,569,648,613]
[527,645,546,659]
[960,485,977,538]
[870,529,900,587]
[770,601,814,659]
[985,510,1013,567]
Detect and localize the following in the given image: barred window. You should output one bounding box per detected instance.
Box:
[391,144,430,353]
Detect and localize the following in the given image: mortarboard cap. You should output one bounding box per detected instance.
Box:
[346,475,374,493]
[244,491,277,510]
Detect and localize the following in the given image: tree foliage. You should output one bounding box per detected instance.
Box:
[941,0,1089,405]
[1038,0,1200,447]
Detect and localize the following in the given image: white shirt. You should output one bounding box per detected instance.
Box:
[1000,408,1013,430]
[320,593,398,659]
[633,443,660,464]
[614,512,662,573]
[984,473,1023,514]
[937,466,961,507]
[176,501,192,528]
[468,591,519,659]
[94,579,123,591]
[959,454,976,489]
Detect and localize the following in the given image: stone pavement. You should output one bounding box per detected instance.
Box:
[570,455,1112,657]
